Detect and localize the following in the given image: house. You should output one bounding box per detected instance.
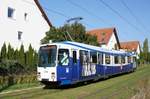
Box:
[120,41,141,59]
[87,27,120,50]
[0,0,52,50]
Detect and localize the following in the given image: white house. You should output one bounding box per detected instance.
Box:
[87,27,120,50]
[0,0,52,50]
[120,41,141,59]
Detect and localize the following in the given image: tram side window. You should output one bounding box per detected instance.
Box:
[98,53,103,64]
[80,50,89,65]
[114,56,119,64]
[90,51,97,64]
[73,51,77,64]
[128,56,131,63]
[121,56,126,64]
[133,57,136,62]
[105,54,110,64]
[58,49,69,66]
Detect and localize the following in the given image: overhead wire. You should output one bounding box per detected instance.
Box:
[121,0,150,34]
[65,0,113,26]
[98,0,147,37]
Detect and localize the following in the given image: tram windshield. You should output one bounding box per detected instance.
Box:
[38,45,57,67]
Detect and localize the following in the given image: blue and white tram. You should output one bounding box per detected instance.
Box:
[37,41,136,86]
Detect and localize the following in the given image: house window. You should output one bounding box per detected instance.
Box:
[18,31,22,40]
[8,7,15,19]
[102,32,105,36]
[24,13,28,21]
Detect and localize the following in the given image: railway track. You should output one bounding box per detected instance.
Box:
[0,86,62,99]
[0,66,149,99]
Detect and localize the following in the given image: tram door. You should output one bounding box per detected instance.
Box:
[58,49,72,80]
[72,50,78,81]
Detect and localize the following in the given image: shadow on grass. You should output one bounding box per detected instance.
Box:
[43,70,134,90]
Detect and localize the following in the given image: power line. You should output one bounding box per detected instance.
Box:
[66,0,113,26]
[98,0,146,37]
[121,0,150,34]
[43,6,95,28]
[43,7,70,19]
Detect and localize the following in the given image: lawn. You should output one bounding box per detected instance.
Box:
[0,65,150,99]
[34,65,150,99]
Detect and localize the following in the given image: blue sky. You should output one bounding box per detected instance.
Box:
[39,0,150,47]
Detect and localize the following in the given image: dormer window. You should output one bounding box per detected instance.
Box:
[102,32,105,36]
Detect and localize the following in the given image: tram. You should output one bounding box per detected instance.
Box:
[37,41,136,86]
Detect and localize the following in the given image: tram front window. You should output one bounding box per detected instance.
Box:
[38,46,57,67]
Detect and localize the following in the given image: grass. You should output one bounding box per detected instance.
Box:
[1,82,42,92]
[0,65,150,99]
[35,65,150,99]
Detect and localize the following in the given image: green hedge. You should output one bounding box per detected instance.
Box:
[0,74,37,90]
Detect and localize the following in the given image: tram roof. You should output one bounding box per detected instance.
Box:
[42,41,133,56]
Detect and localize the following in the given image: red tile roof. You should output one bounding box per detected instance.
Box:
[87,27,120,48]
[120,41,140,51]
[34,0,52,27]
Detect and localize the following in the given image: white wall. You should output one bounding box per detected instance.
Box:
[0,0,50,51]
[136,45,140,59]
[101,32,118,50]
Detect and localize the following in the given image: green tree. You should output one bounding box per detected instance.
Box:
[33,51,38,70]
[41,22,98,46]
[14,49,19,61]
[142,38,149,63]
[18,44,25,66]
[25,44,34,70]
[1,43,7,60]
[7,43,14,60]
[41,27,66,44]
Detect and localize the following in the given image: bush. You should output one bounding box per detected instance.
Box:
[0,74,37,90]
[0,60,26,76]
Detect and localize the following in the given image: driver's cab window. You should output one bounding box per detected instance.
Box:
[58,49,69,66]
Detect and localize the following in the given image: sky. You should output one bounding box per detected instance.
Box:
[39,0,150,48]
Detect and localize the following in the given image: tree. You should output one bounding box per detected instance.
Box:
[41,22,98,46]
[142,38,149,63]
[41,27,66,44]
[33,51,38,71]
[1,43,7,60]
[18,44,25,66]
[14,49,19,61]
[7,43,14,60]
[25,44,35,70]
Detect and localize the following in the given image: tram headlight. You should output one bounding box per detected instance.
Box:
[37,72,41,79]
[51,72,55,81]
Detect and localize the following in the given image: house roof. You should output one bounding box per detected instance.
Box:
[34,0,52,27]
[87,27,120,48]
[120,41,140,51]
